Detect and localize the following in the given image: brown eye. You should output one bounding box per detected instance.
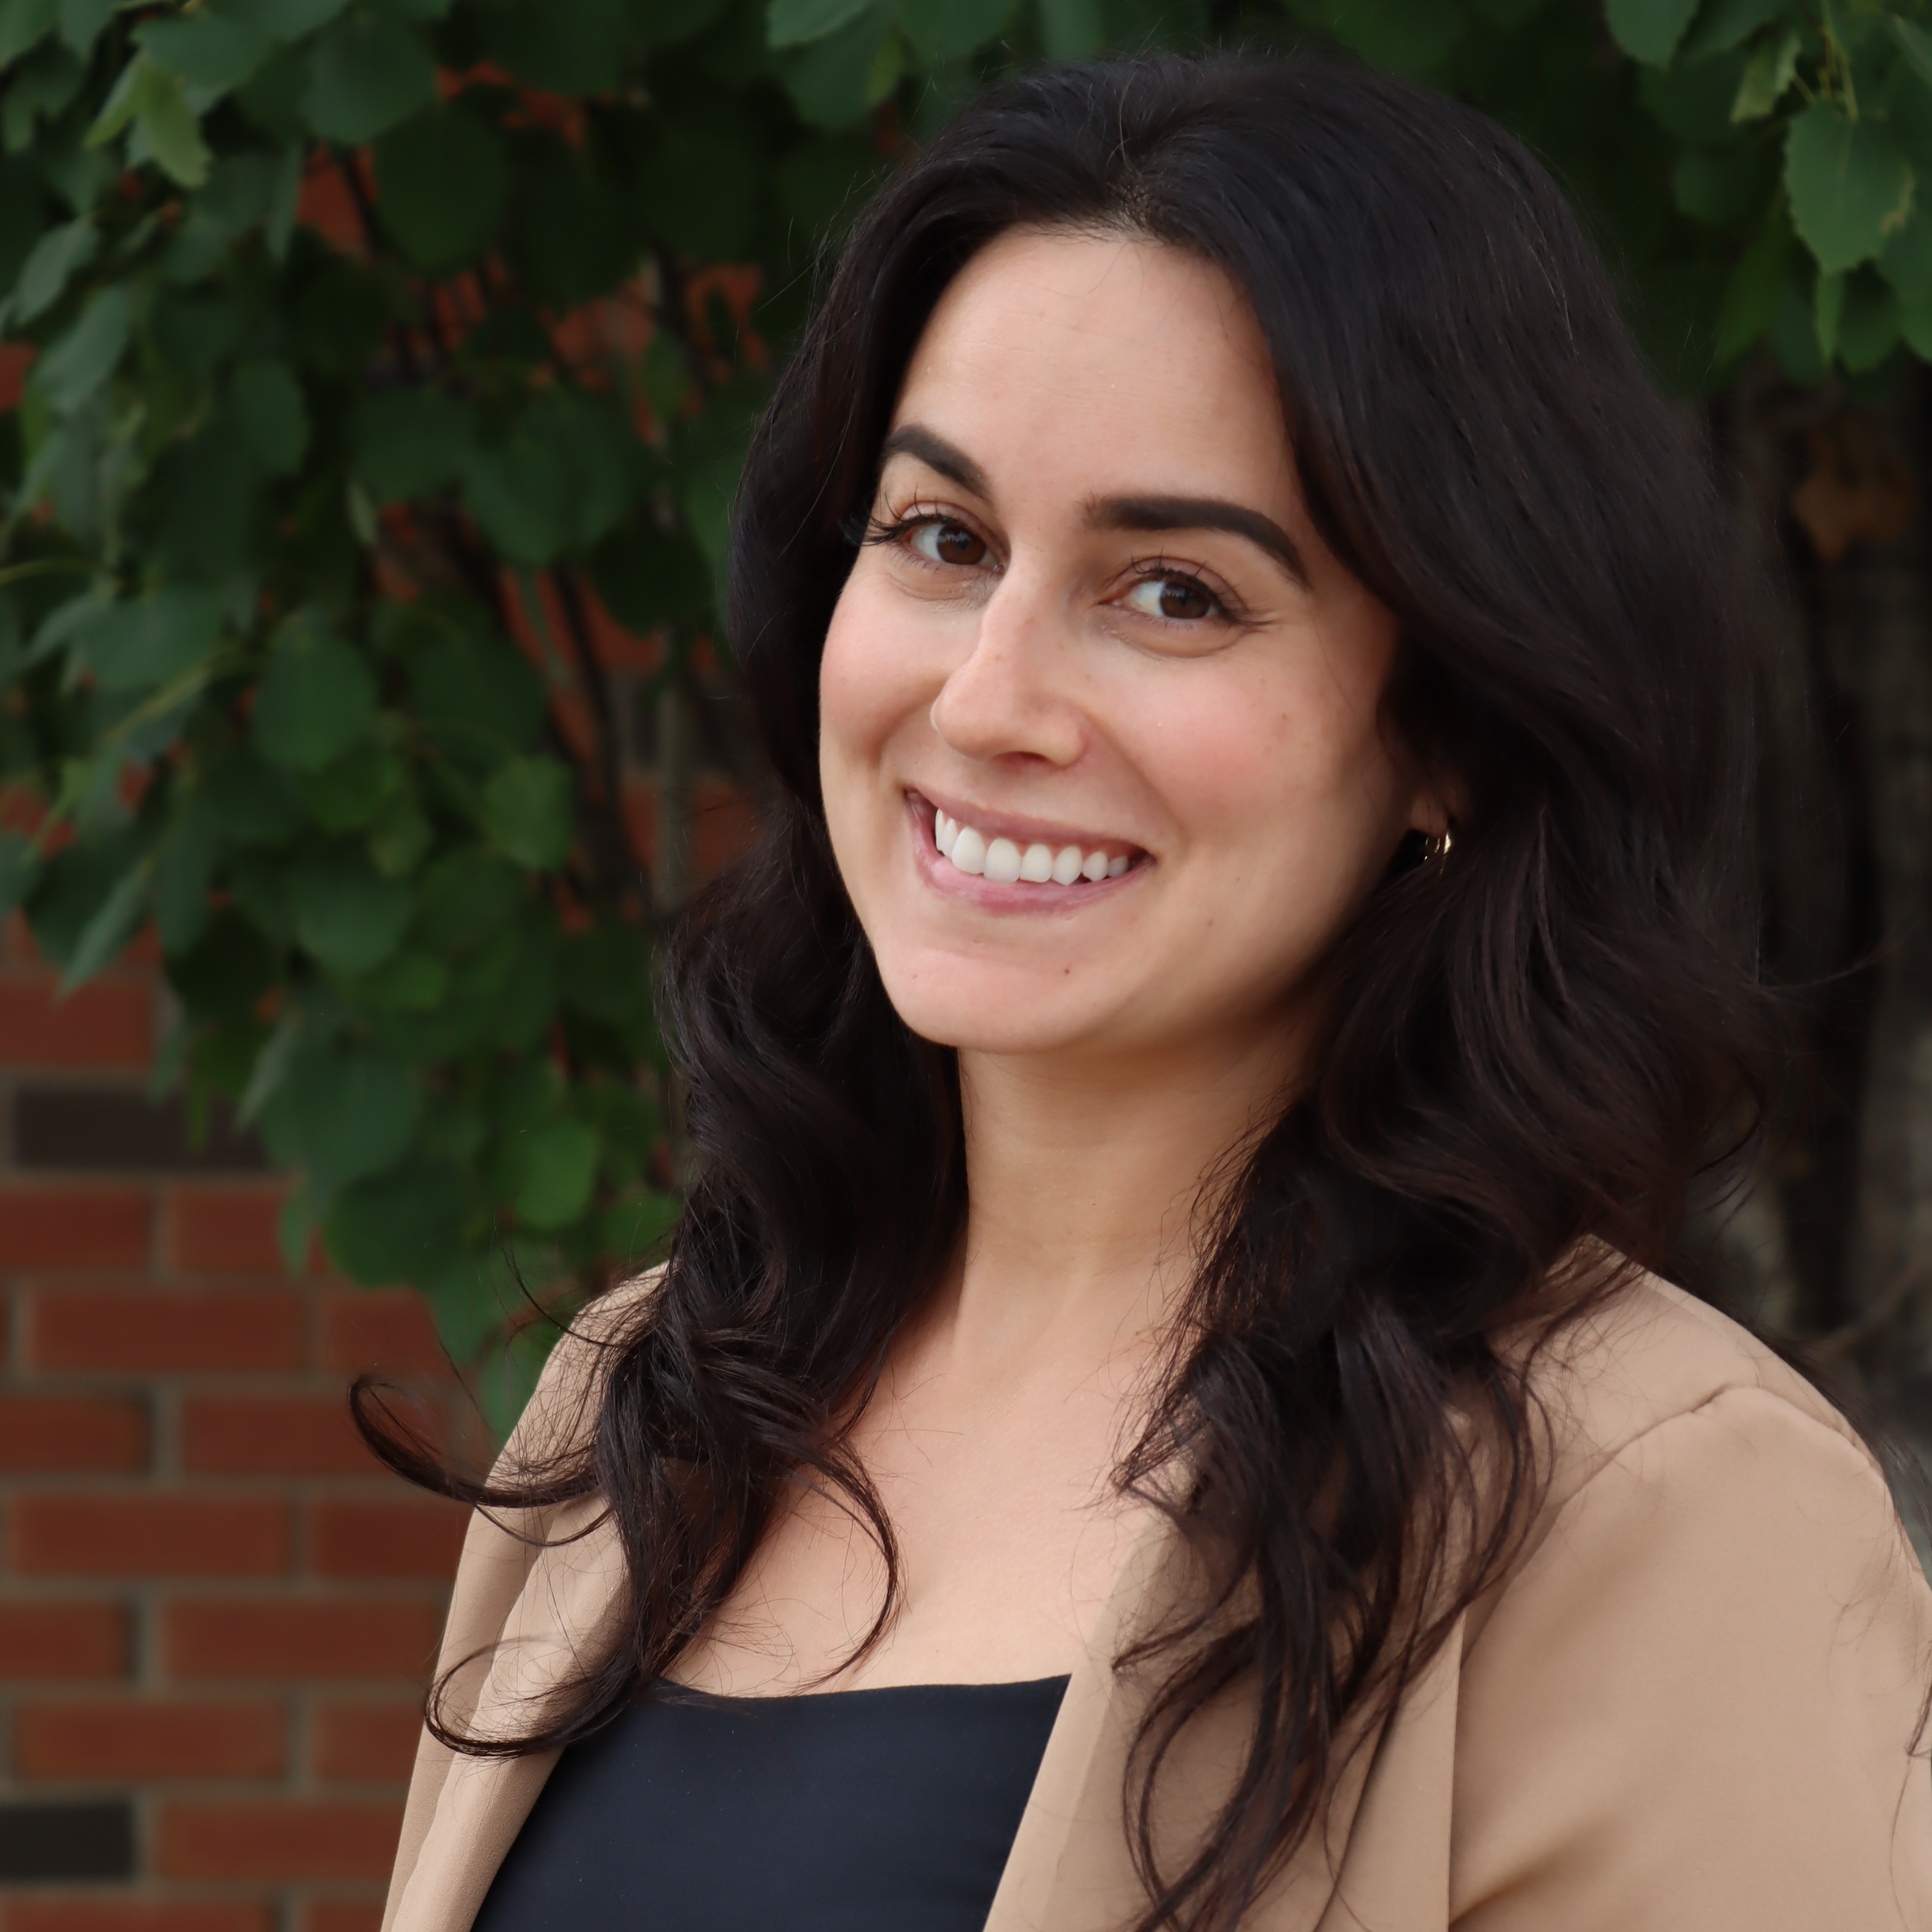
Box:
[910,520,987,567]
[1124,574,1221,621]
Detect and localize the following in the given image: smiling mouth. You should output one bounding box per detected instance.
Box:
[917,795,1147,889]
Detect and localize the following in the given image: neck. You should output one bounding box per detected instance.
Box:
[942,1020,1301,1369]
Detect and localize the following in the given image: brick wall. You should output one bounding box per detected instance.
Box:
[0,916,465,1932]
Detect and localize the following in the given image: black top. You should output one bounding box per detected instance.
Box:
[472,1675,1070,1932]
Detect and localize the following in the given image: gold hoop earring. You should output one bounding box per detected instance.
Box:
[1425,827,1454,862]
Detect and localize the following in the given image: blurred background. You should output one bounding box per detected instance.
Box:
[0,0,1924,1920]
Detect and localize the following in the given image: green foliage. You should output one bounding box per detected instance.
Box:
[0,0,1922,1423]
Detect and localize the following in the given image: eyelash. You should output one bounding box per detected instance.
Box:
[865,504,1249,625]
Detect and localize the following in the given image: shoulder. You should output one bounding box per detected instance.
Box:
[497,1266,663,1473]
[1516,1253,1874,1523]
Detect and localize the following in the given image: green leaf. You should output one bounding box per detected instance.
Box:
[1604,0,1698,66]
[1037,0,1101,56]
[1836,269,1901,373]
[302,737,400,830]
[302,7,435,146]
[1897,17,1932,94]
[231,357,309,474]
[56,0,113,58]
[1880,204,1932,304]
[34,283,130,414]
[559,923,649,1025]
[9,214,95,324]
[638,124,759,261]
[767,0,871,47]
[289,849,413,974]
[479,0,634,92]
[1680,0,1783,60]
[407,624,546,763]
[1716,212,1793,361]
[1730,26,1798,123]
[58,856,149,993]
[508,1116,600,1228]
[505,138,638,306]
[463,392,637,566]
[154,796,220,952]
[0,829,40,914]
[481,754,573,870]
[778,4,896,129]
[604,1187,679,1270]
[253,614,377,770]
[230,0,353,37]
[1813,267,1843,363]
[0,0,56,69]
[277,1042,421,1185]
[4,46,84,155]
[204,746,305,846]
[136,10,272,93]
[373,101,507,273]
[415,846,520,950]
[82,586,225,692]
[131,62,213,189]
[351,388,476,504]
[897,0,1012,61]
[587,524,712,633]
[1785,101,1915,276]
[325,1154,471,1285]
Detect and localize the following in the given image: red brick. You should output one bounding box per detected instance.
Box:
[6,1906,275,1932]
[25,1288,305,1372]
[0,1601,127,1678]
[167,1187,295,1275]
[319,1289,443,1374]
[312,1701,422,1781]
[309,1498,466,1581]
[0,1191,152,1269]
[164,1598,444,1680]
[158,1800,403,1880]
[16,1700,285,1777]
[181,1393,378,1476]
[11,1494,290,1578]
[299,1906,383,1932]
[0,976,152,1068]
[0,1395,148,1472]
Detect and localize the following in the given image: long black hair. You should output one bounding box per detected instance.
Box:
[363,50,1774,1932]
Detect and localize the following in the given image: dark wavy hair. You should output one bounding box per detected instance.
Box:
[363,49,1777,1932]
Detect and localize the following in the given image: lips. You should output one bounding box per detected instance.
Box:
[906,790,1148,905]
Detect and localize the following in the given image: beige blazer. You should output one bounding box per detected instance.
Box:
[382,1270,1932,1931]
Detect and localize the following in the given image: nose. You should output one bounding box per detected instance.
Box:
[928,565,1087,770]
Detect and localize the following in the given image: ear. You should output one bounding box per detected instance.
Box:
[1405,773,1462,842]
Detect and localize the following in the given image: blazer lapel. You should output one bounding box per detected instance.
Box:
[390,1495,626,1932]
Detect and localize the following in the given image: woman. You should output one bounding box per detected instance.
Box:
[375,51,1932,1932]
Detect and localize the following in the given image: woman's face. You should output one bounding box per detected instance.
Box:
[819,229,1439,1072]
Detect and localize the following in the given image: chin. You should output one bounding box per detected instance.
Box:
[873,950,1118,1057]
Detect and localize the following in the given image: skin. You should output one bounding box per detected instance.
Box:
[673,228,1445,1695]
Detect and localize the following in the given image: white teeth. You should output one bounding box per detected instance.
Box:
[983,836,1022,884]
[934,810,1135,888]
[949,825,987,875]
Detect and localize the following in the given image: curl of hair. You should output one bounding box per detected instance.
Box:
[359,51,1776,1932]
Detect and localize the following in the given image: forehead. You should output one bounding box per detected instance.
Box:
[892,228,1293,508]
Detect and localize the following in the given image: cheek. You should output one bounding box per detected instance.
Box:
[818,569,933,773]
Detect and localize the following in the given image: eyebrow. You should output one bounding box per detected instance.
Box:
[878,422,1308,583]
[1088,496,1308,583]
[878,424,990,497]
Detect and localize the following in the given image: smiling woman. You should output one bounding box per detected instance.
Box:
[369,50,1932,1932]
